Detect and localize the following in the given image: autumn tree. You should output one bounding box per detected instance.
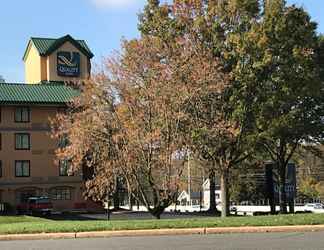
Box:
[52,26,227,219]
[107,37,190,219]
[109,25,233,218]
[138,0,260,217]
[51,78,121,208]
[52,71,184,219]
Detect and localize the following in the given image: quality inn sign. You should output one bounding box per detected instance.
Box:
[57,51,81,77]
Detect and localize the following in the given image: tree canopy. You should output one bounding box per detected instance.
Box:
[52,0,324,218]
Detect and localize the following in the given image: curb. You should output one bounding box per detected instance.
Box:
[0,232,76,241]
[76,228,205,239]
[205,225,324,234]
[1,225,324,241]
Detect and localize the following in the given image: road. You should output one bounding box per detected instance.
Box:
[1,232,324,250]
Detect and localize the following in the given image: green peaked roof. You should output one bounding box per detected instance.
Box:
[0,82,80,104]
[23,34,94,61]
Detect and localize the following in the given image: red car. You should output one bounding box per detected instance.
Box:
[16,197,53,215]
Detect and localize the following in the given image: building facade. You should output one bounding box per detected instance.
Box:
[0,34,100,212]
[23,34,93,84]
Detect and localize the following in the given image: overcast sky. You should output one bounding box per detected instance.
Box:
[0,0,322,82]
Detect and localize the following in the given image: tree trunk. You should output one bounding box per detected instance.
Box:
[113,177,120,210]
[289,201,294,214]
[113,190,120,210]
[151,206,165,219]
[266,164,276,214]
[279,162,287,214]
[128,192,133,211]
[220,169,230,217]
[106,199,111,221]
[208,169,217,214]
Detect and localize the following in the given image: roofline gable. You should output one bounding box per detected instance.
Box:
[44,34,94,58]
[22,40,34,61]
[22,34,94,61]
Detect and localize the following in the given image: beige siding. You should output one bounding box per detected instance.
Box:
[24,45,43,84]
[0,105,95,211]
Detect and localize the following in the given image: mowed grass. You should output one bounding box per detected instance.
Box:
[0,213,324,234]
[0,216,50,225]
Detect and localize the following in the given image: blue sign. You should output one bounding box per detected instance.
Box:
[265,162,296,202]
[57,51,80,77]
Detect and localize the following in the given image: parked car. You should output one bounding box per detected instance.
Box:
[16,197,53,215]
[304,203,324,213]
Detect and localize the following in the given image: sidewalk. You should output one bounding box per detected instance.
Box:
[1,225,324,241]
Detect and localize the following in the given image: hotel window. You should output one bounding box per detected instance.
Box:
[15,107,30,123]
[15,160,30,177]
[15,133,30,150]
[51,187,71,200]
[59,160,71,176]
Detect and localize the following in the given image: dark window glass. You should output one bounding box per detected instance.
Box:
[15,133,30,150]
[51,188,71,200]
[0,161,2,178]
[15,107,30,123]
[15,161,30,177]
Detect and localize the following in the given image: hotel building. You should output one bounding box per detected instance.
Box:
[0,34,101,211]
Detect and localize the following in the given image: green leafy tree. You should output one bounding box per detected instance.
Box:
[230,162,265,205]
[298,176,321,202]
[250,1,324,213]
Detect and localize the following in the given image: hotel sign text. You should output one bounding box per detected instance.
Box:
[57,51,80,77]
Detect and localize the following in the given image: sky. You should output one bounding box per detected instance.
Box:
[0,0,323,82]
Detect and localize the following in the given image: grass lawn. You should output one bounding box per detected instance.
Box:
[0,213,324,235]
[0,216,49,225]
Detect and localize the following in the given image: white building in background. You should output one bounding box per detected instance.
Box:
[202,179,221,208]
[177,179,222,208]
[177,191,202,206]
